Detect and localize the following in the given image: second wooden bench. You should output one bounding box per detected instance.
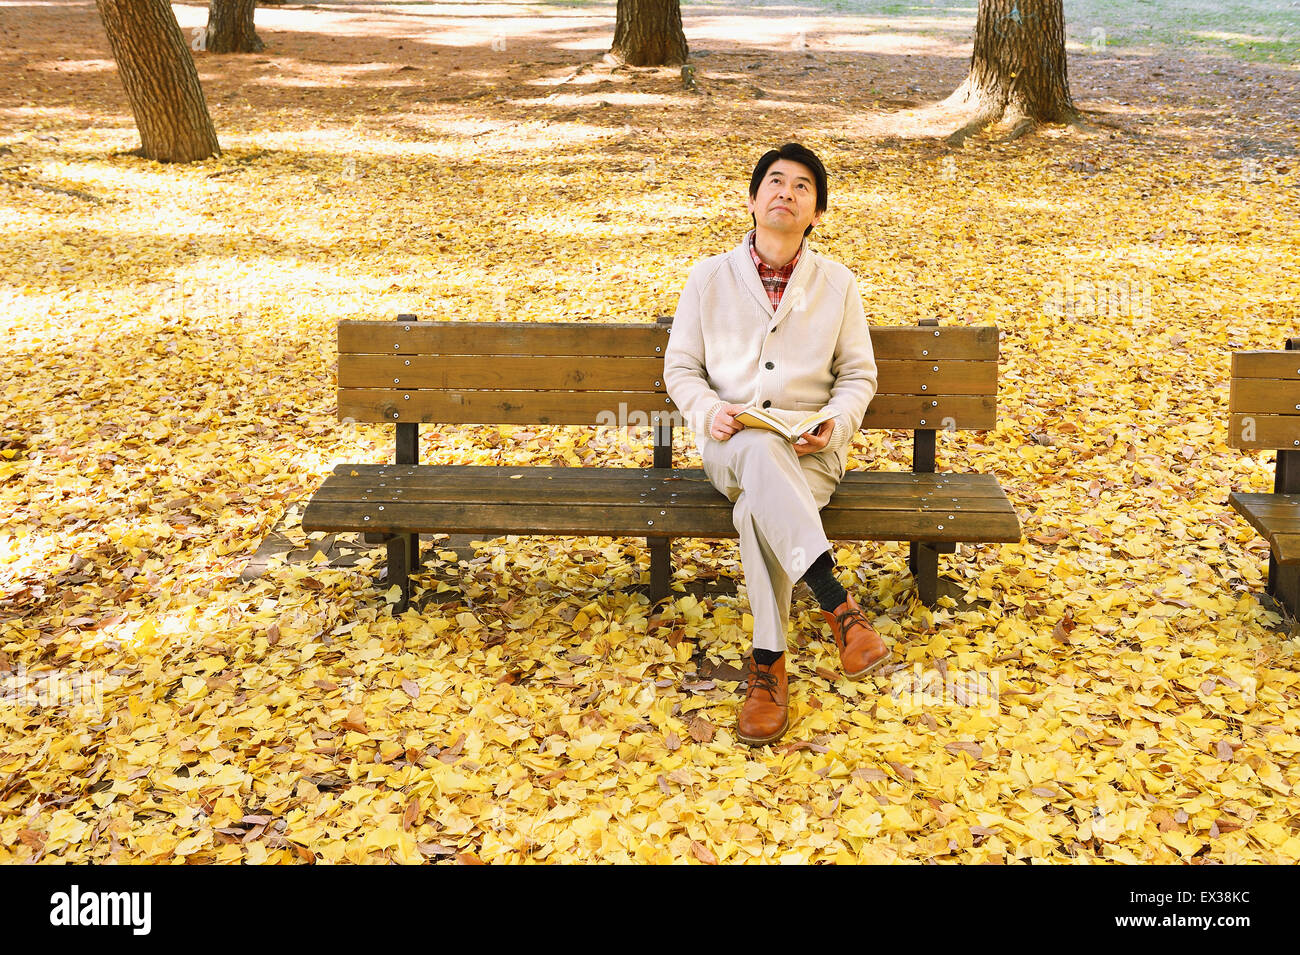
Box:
[1229,338,1300,616]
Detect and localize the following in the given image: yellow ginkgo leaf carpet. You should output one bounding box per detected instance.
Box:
[1,1,1298,863]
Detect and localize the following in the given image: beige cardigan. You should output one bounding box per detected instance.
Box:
[664,229,878,459]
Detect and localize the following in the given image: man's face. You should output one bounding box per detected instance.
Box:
[747,158,822,237]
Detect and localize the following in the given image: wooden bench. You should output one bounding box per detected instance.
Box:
[1228,338,1300,616]
[302,314,1021,613]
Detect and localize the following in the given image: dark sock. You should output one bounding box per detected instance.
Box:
[753,648,783,666]
[801,548,848,612]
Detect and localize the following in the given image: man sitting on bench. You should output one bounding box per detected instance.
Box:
[664,142,889,747]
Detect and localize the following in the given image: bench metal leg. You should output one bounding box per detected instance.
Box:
[910,542,939,606]
[387,534,414,614]
[648,537,671,604]
[1268,555,1300,618]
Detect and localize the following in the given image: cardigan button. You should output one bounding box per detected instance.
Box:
[762,400,771,409]
[765,361,774,370]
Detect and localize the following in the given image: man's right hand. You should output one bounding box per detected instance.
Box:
[710,404,749,441]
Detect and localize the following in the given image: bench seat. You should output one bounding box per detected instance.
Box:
[303,464,1022,545]
[1229,492,1300,565]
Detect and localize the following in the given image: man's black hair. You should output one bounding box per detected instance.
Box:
[749,143,828,237]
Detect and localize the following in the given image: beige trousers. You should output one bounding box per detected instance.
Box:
[700,428,847,652]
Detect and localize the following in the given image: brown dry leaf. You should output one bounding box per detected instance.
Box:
[852,767,889,783]
[687,716,715,744]
[888,761,916,782]
[340,706,367,733]
[691,841,718,865]
[438,733,466,764]
[1051,610,1076,644]
[1152,808,1181,832]
[402,797,420,831]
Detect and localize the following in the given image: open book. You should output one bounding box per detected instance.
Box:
[732,406,836,443]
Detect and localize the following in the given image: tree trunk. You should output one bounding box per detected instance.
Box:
[609,0,687,67]
[95,0,221,162]
[944,0,1076,141]
[206,0,263,54]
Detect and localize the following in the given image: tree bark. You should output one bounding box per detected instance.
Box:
[943,0,1076,141]
[95,0,221,162]
[206,0,264,54]
[609,0,687,67]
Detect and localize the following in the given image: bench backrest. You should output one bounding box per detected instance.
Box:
[336,317,1000,433]
[337,318,668,426]
[1229,347,1300,451]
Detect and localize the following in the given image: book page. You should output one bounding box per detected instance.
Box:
[796,409,835,434]
[733,407,832,441]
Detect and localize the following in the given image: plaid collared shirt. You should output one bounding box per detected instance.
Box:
[748,231,803,310]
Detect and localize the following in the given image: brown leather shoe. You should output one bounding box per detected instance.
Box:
[822,593,890,679]
[737,653,789,746]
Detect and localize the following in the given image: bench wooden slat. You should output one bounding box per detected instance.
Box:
[1229,378,1300,416]
[1228,492,1300,521]
[1231,352,1300,379]
[331,463,1009,485]
[340,321,668,357]
[1231,513,1300,537]
[872,360,997,396]
[1270,533,1300,565]
[337,320,998,362]
[339,356,666,392]
[862,325,998,361]
[1227,414,1300,450]
[338,389,672,425]
[302,500,1020,544]
[338,389,998,429]
[321,465,1015,499]
[860,395,996,430]
[309,482,1016,513]
[336,356,994,397]
[338,323,670,356]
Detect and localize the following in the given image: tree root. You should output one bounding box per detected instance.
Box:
[941,104,1004,147]
[0,176,111,204]
[991,116,1037,143]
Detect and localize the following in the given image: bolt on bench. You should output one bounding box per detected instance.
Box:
[302,315,1021,613]
[1228,338,1300,616]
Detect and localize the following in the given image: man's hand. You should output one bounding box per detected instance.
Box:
[710,404,749,441]
[794,418,834,457]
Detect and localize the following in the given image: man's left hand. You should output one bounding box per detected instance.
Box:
[794,419,834,457]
